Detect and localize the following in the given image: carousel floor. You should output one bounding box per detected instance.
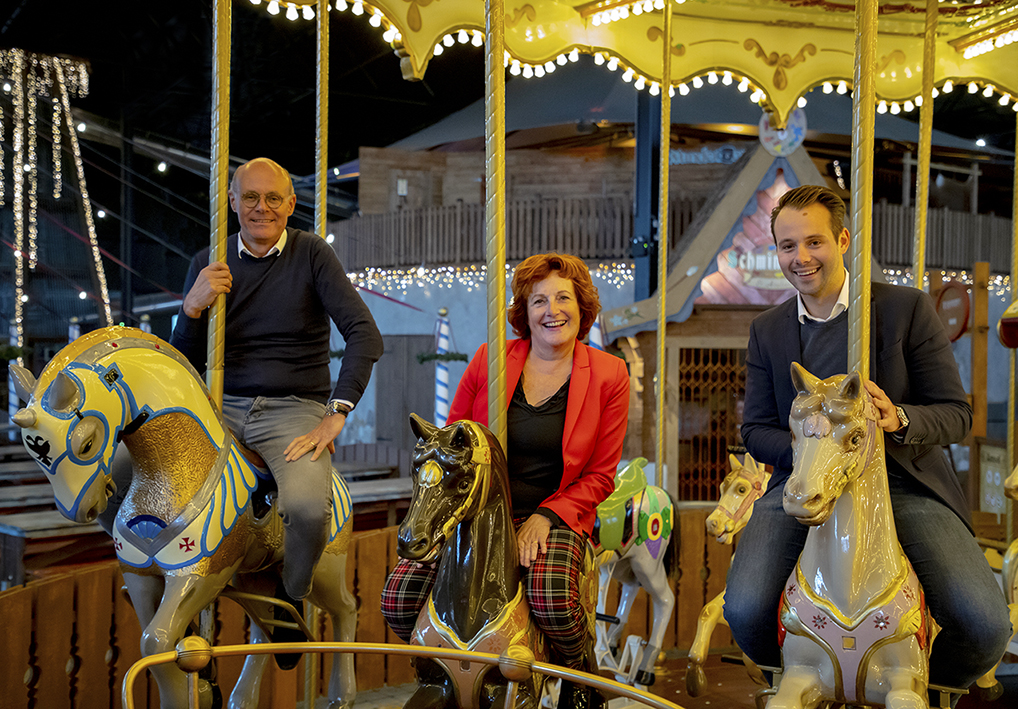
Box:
[348,651,1018,709]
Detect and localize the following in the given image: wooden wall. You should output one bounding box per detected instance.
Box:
[357,146,741,216]
[0,511,735,709]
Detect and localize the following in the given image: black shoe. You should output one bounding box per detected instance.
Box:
[271,581,306,670]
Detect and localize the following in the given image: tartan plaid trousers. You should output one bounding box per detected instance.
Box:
[380,525,590,667]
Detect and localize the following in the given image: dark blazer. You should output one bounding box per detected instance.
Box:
[447,339,630,536]
[741,281,973,527]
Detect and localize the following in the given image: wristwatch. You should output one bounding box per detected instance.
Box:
[891,405,909,442]
[325,400,353,417]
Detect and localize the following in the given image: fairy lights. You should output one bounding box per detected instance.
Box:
[349,262,635,298]
[0,48,110,362]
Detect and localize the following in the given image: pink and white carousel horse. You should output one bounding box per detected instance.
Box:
[9,326,357,709]
[685,452,770,696]
[592,457,679,689]
[770,363,938,709]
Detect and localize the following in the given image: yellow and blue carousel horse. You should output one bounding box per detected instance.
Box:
[10,326,357,709]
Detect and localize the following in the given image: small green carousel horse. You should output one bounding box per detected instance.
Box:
[10,326,357,709]
[591,457,679,689]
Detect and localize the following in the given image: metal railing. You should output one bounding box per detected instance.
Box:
[123,639,688,709]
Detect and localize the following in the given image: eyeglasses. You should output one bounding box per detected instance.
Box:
[239,191,289,209]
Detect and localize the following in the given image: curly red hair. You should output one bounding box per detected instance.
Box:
[508,253,601,340]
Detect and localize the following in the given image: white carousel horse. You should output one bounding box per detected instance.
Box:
[9,326,357,709]
[771,362,937,709]
[685,452,770,697]
[592,457,679,689]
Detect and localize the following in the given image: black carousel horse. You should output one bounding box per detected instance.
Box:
[398,414,599,709]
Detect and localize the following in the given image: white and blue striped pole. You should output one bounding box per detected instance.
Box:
[435,308,451,427]
[589,315,605,351]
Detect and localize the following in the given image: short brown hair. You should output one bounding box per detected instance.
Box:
[507,253,601,341]
[770,185,847,242]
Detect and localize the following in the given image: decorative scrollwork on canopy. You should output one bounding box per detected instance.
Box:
[743,39,817,90]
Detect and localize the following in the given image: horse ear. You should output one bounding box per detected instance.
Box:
[409,412,439,442]
[839,371,863,401]
[744,451,757,471]
[8,364,36,403]
[728,452,740,470]
[50,371,80,411]
[790,362,819,396]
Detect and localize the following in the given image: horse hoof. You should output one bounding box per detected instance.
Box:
[685,662,706,697]
[975,682,1004,702]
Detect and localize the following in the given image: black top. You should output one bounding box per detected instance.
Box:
[169,229,383,405]
[506,375,569,521]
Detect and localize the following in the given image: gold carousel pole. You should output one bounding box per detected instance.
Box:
[911,0,937,292]
[655,0,672,487]
[848,0,878,378]
[304,0,331,701]
[485,0,508,447]
[1009,107,1018,544]
[207,0,230,405]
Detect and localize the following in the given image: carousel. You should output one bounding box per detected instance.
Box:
[2,0,1018,708]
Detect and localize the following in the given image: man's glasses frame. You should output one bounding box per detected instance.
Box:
[239,191,289,209]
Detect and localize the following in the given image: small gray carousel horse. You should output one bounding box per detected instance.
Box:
[772,363,937,709]
[591,457,679,689]
[9,326,357,709]
[397,414,599,709]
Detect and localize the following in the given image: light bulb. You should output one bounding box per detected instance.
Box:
[692,75,703,88]
[268,1,280,15]
[569,49,579,62]
[836,81,848,94]
[822,82,833,94]
[678,83,689,96]
[707,72,718,84]
[722,71,733,86]
[302,5,315,19]
[369,11,382,27]
[943,80,953,93]
[458,30,469,43]
[443,34,454,47]
[286,4,299,20]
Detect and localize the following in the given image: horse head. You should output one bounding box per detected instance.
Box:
[9,355,127,524]
[398,413,503,563]
[705,452,770,544]
[783,362,881,526]
[1005,462,1018,502]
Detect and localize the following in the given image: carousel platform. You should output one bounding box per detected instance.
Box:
[346,651,1018,709]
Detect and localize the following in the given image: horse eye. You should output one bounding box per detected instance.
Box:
[81,439,93,455]
[737,484,748,495]
[458,479,471,493]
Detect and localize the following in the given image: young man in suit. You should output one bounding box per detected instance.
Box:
[725,184,1010,695]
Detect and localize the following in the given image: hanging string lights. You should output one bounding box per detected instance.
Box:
[0,48,111,363]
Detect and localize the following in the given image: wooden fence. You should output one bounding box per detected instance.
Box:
[332,197,1014,275]
[0,504,731,709]
[332,197,706,271]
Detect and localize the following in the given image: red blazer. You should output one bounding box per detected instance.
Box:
[447,339,630,536]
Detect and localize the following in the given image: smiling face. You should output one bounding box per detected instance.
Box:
[526,272,581,354]
[228,159,297,256]
[774,202,850,318]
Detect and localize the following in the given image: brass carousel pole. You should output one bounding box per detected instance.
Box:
[207,0,231,405]
[655,0,672,487]
[911,0,937,291]
[305,0,331,700]
[485,0,508,447]
[848,0,878,377]
[1009,107,1018,544]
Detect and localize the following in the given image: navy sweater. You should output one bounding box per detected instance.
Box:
[170,229,383,405]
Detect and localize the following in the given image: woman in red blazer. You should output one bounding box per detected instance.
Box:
[382,253,629,707]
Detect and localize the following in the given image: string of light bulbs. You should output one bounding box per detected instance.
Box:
[0,48,109,365]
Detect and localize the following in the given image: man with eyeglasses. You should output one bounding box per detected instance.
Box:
[168,157,383,603]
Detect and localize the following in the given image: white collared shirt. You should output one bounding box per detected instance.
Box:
[797,268,850,323]
[238,228,288,259]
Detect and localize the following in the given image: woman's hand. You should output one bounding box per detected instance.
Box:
[517,514,551,568]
